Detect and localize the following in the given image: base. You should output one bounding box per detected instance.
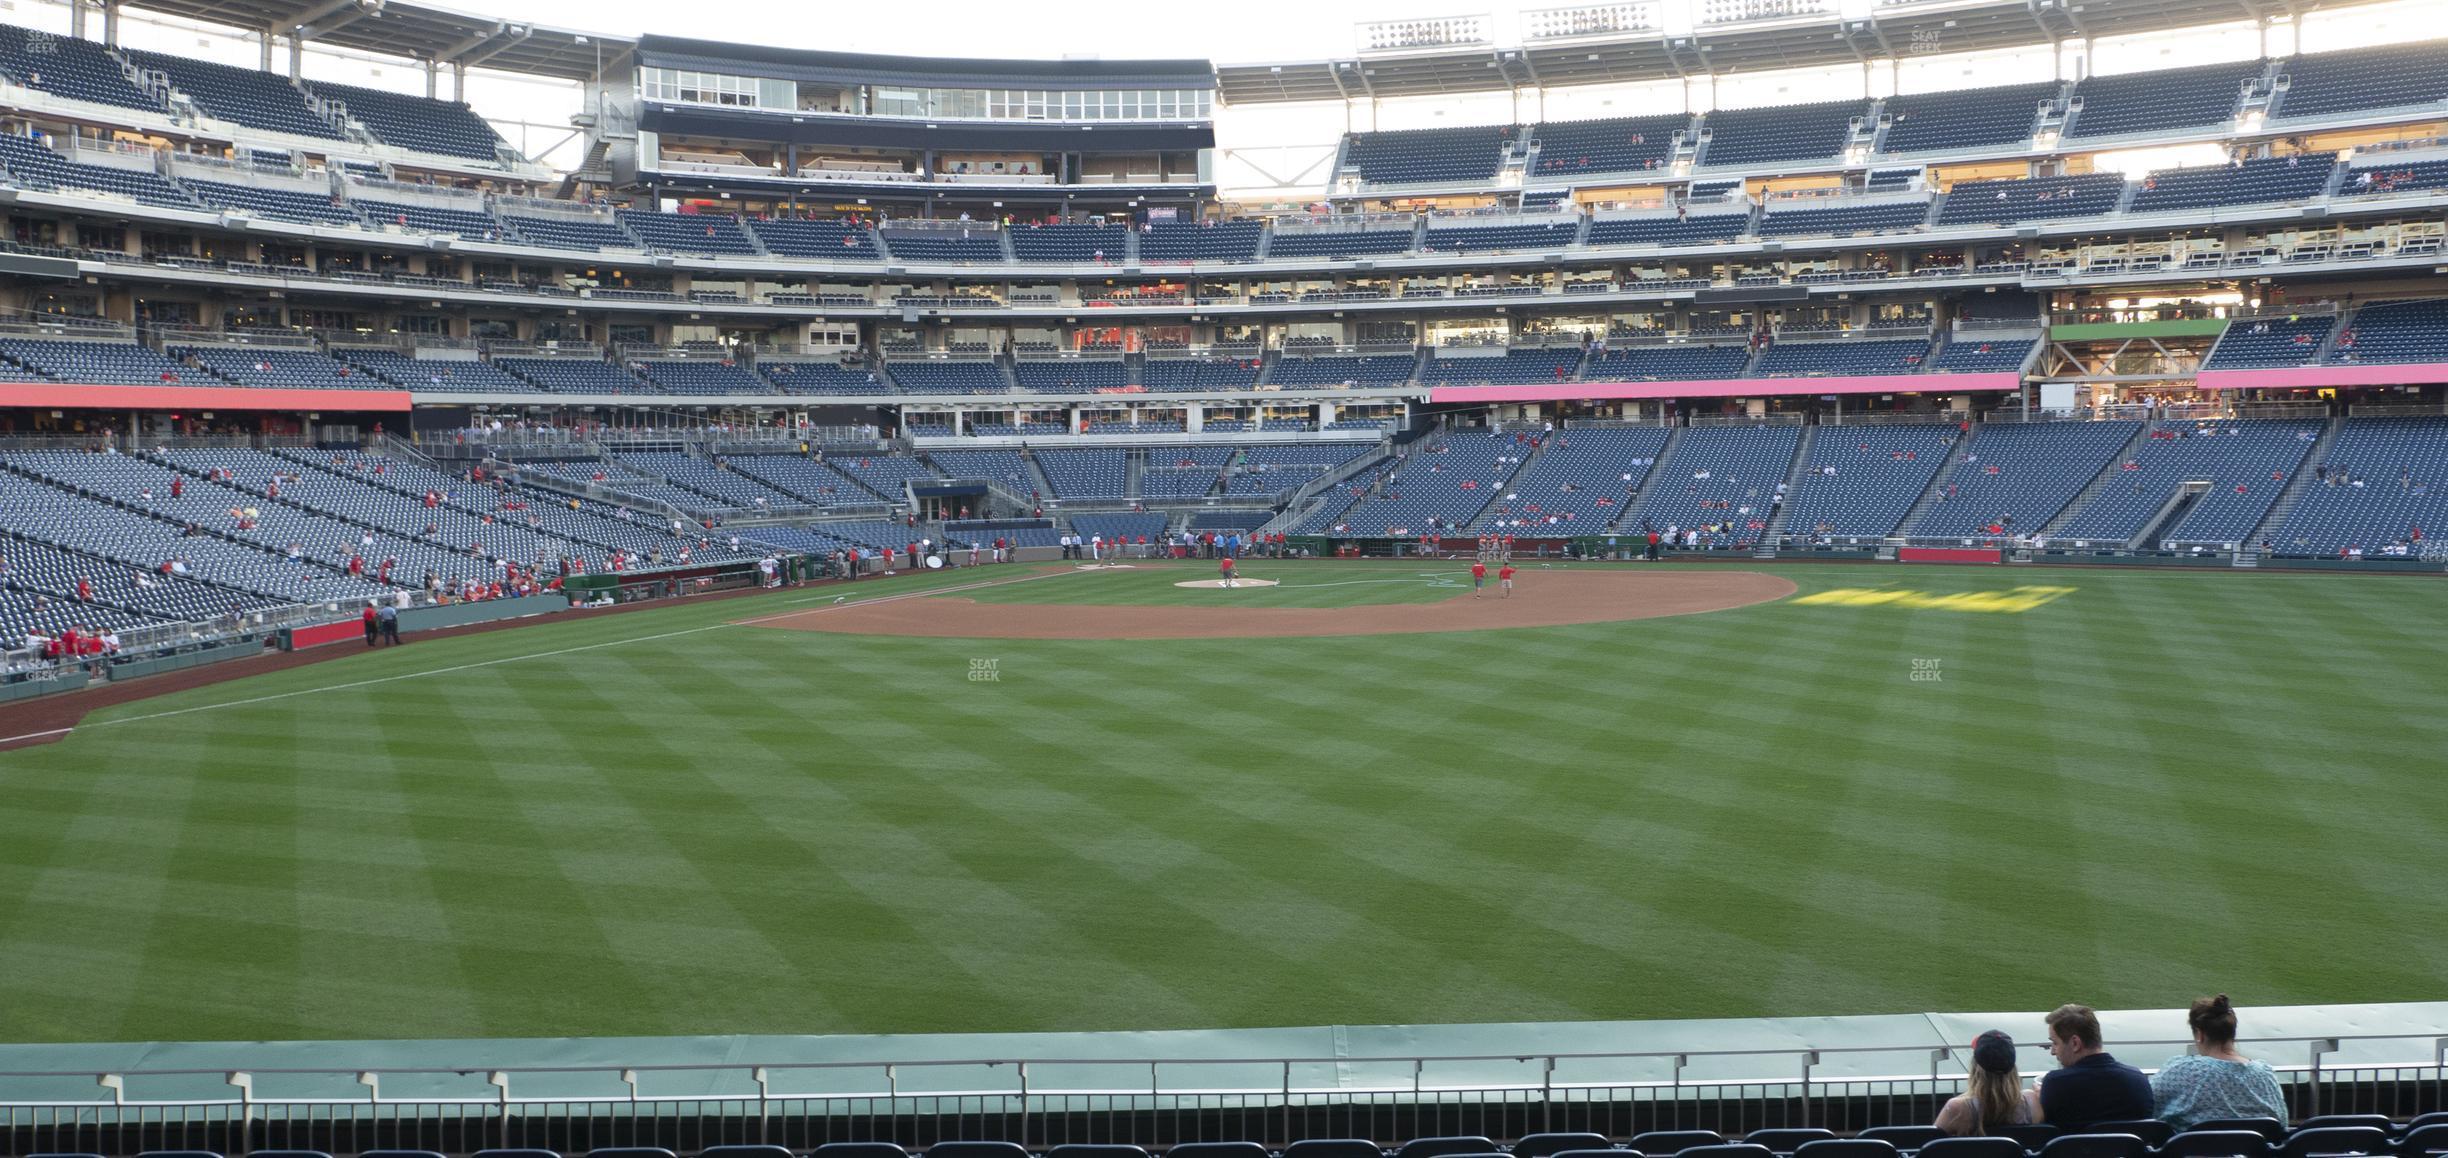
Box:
[1173,578,1282,589]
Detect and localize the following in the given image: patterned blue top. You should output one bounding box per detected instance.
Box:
[2151,1054,2288,1130]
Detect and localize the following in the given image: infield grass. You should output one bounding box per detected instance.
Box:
[1,559,2443,1043]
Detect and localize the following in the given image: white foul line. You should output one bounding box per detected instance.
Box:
[31,567,1100,736]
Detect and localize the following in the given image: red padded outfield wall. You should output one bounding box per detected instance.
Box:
[0,384,414,411]
[1898,546,2004,564]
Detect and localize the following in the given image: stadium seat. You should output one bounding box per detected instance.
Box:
[1515,1135,1613,1158]
[2396,1125,2448,1156]
[2407,1116,2448,1135]
[584,1148,677,1158]
[1283,1142,1385,1158]
[2156,1132,2274,1158]
[1855,1129,1946,1152]
[1393,1138,1496,1158]
[926,1144,1033,1158]
[1549,1150,1638,1158]
[2088,1122,2173,1147]
[1998,1127,2060,1150]
[1744,1133,1838,1156]
[2196,1123,2289,1143]
[2276,1129,2389,1158]
[2297,1119,2397,1136]
[358,1151,449,1158]
[1164,1145,1270,1158]
[700,1147,798,1158]
[1794,1142,1899,1158]
[1045,1147,1151,1158]
[1914,1140,2025,1158]
[249,1152,337,1158]
[471,1150,562,1158]
[1680,1146,1774,1158]
[1631,1133,1727,1155]
[2036,1135,2150,1158]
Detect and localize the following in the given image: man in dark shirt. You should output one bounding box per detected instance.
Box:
[2036,1003,2153,1128]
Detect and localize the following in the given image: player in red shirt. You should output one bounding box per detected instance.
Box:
[1218,554,1237,589]
[1498,563,1516,598]
[1470,560,1487,598]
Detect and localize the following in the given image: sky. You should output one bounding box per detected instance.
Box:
[12,0,2443,192]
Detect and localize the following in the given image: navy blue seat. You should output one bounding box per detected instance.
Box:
[2297,1121,2396,1137]
[2037,1135,2149,1158]
[1283,1142,1384,1158]
[2277,1128,2389,1158]
[2397,1125,2448,1156]
[1393,1139,1495,1158]
[1045,1146,1150,1158]
[1914,1140,2024,1158]
[700,1147,799,1158]
[1164,1144,1270,1158]
[926,1145,1032,1158]
[2197,1123,2289,1143]
[586,1149,678,1158]
[812,1144,911,1158]
[1794,1142,1898,1158]
[1998,1127,2059,1150]
[1680,1145,1773,1158]
[470,1149,561,1158]
[2090,1122,2173,1147]
[1745,1131,1838,1155]
[1630,1137,1727,1157]
[359,1151,451,1158]
[249,1151,337,1158]
[2408,1116,2448,1135]
[1550,1149,1636,1158]
[136,1152,226,1158]
[1857,1129,1947,1153]
[2157,1132,2275,1158]
[1515,1136,1613,1158]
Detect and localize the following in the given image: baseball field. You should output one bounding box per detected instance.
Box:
[0,558,2441,1044]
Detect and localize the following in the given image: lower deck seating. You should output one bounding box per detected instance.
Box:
[1630,426,1803,544]
[1912,420,2141,536]
[1780,425,1959,538]
[2057,420,2320,546]
[2269,416,2448,556]
[1478,427,1672,530]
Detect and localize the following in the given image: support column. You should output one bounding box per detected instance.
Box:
[260,28,275,72]
[452,62,468,103]
[424,61,438,99]
[70,0,86,39]
[102,0,120,45]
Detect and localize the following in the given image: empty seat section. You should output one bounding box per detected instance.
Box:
[307,80,504,159]
[1531,113,1688,176]
[1931,338,2034,373]
[634,359,771,395]
[2066,61,2263,138]
[822,454,943,501]
[120,48,343,139]
[760,361,887,394]
[612,452,796,509]
[1420,348,1583,386]
[1757,199,1931,237]
[0,24,165,112]
[493,357,650,393]
[1266,229,1416,259]
[0,134,194,207]
[1585,344,1752,380]
[1480,426,1672,528]
[2331,299,2448,365]
[1138,220,1263,262]
[0,338,193,383]
[1267,354,1416,387]
[2269,417,2448,555]
[353,197,501,239]
[747,218,881,258]
[1586,213,1749,247]
[1016,361,1130,392]
[617,210,760,255]
[1879,82,2057,153]
[1754,339,1932,377]
[1635,426,1805,544]
[1345,124,1517,185]
[175,347,380,389]
[335,349,529,392]
[1935,173,2126,226]
[887,361,1010,394]
[2058,420,2320,545]
[1009,223,1127,262]
[1035,450,1129,498]
[1141,357,1262,391]
[1421,220,1581,253]
[505,212,639,250]
[2275,42,2448,120]
[1310,435,1522,533]
[1782,425,1959,537]
[1913,420,2142,536]
[2128,156,2333,212]
[183,178,358,226]
[1702,100,1864,166]
[879,230,1006,263]
[2203,315,2337,369]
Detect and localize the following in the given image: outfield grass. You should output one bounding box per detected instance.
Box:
[2,560,2444,1044]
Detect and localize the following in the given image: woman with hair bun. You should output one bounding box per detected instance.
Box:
[2152,994,2288,1129]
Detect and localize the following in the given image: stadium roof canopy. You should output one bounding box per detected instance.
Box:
[120,0,628,81]
[1216,0,2376,105]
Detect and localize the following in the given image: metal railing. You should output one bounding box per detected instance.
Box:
[0,1034,2436,1155]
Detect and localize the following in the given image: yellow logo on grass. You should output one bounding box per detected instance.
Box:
[1793,585,2076,614]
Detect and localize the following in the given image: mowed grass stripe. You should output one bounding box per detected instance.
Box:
[4,563,2448,1040]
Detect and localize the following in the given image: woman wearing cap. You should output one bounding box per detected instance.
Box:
[1934,1030,2035,1136]
[2151,995,2287,1129]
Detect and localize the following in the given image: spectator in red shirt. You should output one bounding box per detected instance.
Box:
[1471,560,1488,598]
[362,603,380,647]
[1499,563,1516,597]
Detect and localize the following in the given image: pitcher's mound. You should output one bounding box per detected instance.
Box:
[1175,578,1282,589]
